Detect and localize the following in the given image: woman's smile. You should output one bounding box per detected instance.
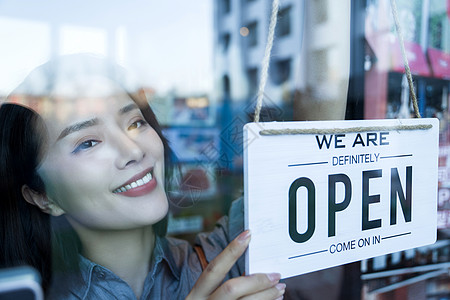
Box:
[113,168,157,197]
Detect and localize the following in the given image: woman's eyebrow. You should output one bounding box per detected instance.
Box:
[119,103,139,115]
[57,118,100,141]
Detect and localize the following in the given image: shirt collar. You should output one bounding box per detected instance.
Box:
[78,255,97,299]
[153,235,181,280]
[65,235,181,299]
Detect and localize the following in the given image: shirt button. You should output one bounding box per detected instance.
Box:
[97,271,106,278]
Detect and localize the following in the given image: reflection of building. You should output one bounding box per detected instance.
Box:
[213,0,351,121]
[213,0,352,178]
[213,0,304,105]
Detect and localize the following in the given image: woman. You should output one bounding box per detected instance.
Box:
[0,54,286,299]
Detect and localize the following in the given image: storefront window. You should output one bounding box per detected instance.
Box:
[362,0,450,298]
[0,0,448,299]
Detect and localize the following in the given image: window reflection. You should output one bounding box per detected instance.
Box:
[0,0,448,299]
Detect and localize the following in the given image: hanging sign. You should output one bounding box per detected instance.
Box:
[244,118,439,279]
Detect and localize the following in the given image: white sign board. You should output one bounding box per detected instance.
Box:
[244,119,439,279]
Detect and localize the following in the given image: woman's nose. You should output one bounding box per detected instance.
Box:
[113,131,145,169]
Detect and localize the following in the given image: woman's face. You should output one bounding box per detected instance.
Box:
[37,80,168,231]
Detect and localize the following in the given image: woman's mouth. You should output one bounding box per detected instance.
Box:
[113,169,157,197]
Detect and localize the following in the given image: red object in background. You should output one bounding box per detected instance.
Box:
[181,169,210,191]
[447,0,450,20]
[391,39,431,76]
[428,48,450,79]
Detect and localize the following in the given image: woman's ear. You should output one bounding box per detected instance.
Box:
[21,185,65,216]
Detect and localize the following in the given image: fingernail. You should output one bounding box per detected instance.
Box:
[237,230,251,243]
[276,283,286,291]
[267,272,281,282]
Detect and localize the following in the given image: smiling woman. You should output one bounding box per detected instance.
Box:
[0,54,285,300]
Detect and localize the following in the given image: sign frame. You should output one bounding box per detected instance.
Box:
[244,118,439,278]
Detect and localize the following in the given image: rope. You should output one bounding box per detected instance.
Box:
[390,0,421,118]
[259,124,432,136]
[254,0,280,123]
[252,0,421,127]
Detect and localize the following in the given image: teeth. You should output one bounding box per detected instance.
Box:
[113,171,153,193]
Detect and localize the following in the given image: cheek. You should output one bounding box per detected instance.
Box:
[142,130,166,189]
[38,156,109,210]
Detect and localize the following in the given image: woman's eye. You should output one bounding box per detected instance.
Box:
[72,140,101,153]
[128,119,147,130]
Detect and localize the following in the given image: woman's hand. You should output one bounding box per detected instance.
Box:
[186,230,286,300]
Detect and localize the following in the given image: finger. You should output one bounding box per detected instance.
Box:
[239,283,286,300]
[190,230,251,297]
[210,273,282,300]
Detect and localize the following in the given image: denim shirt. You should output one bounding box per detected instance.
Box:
[47,199,244,300]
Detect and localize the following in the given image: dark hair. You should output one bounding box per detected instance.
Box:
[0,103,51,292]
[0,54,173,295]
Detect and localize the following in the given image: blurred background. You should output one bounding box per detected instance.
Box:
[0,0,449,299]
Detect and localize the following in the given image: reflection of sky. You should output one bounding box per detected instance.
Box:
[0,0,212,96]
